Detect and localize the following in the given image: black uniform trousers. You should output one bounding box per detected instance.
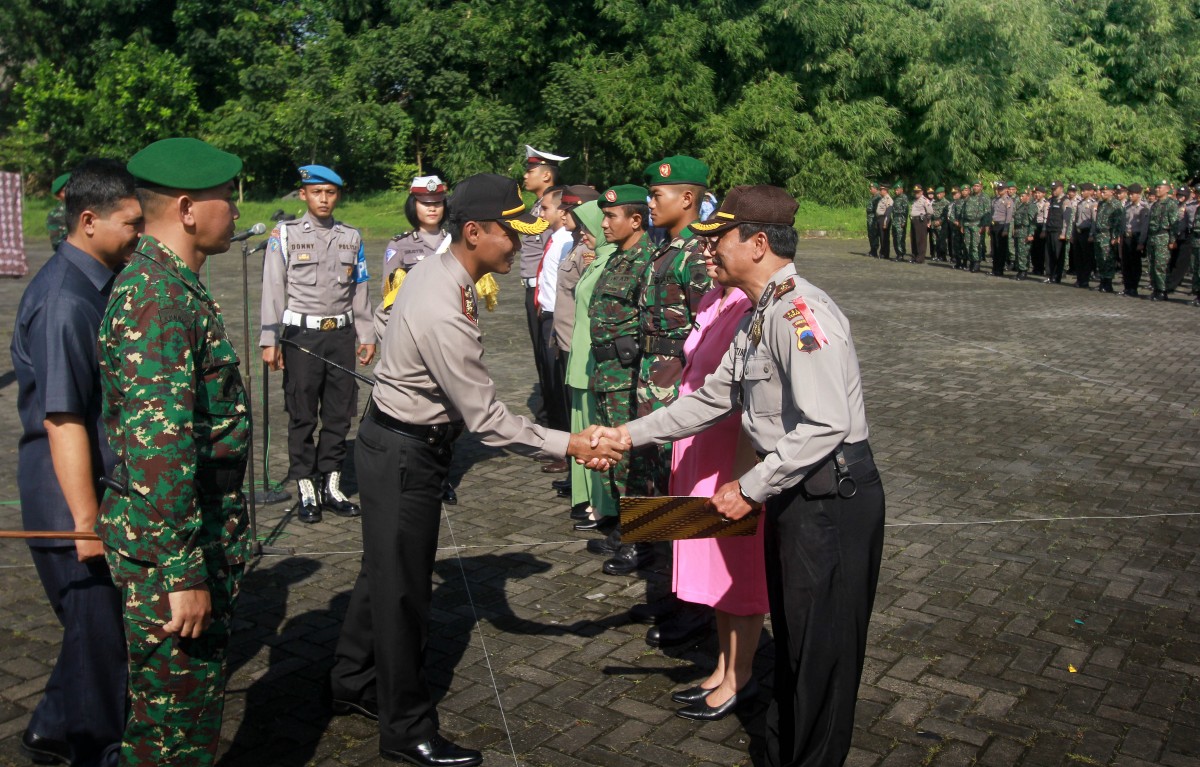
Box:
[911,218,928,263]
[28,547,127,767]
[866,218,879,257]
[281,324,359,481]
[1073,228,1094,284]
[330,417,454,750]
[763,444,885,767]
[537,312,569,432]
[990,224,1010,276]
[1031,229,1047,274]
[876,221,891,259]
[525,286,549,423]
[1122,235,1144,292]
[1046,236,1067,282]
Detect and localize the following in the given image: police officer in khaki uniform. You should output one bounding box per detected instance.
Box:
[329,174,623,767]
[593,185,884,766]
[260,165,375,523]
[383,176,448,279]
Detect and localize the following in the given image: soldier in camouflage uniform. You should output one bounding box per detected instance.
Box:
[961,181,990,273]
[950,186,967,267]
[1092,185,1122,293]
[1146,180,1179,301]
[930,187,949,262]
[888,183,909,259]
[1012,187,1037,279]
[97,138,250,766]
[46,173,71,250]
[866,183,880,258]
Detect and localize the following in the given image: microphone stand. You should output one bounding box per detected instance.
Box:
[241,236,294,557]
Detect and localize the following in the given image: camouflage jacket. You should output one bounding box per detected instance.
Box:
[962,194,992,228]
[637,226,712,394]
[889,194,910,228]
[1095,199,1123,241]
[97,235,250,592]
[589,233,654,393]
[46,203,67,249]
[931,198,949,227]
[1148,198,1179,242]
[1013,200,1037,233]
[866,194,881,223]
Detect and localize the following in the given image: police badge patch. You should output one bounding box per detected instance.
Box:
[789,297,828,353]
[461,285,479,324]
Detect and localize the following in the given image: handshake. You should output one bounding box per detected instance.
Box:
[565,424,633,472]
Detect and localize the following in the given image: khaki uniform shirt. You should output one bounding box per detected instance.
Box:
[260,212,374,347]
[626,262,868,503]
[518,198,545,280]
[553,242,590,353]
[372,251,569,457]
[384,229,447,276]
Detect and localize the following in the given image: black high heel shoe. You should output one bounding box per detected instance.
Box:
[676,680,759,721]
[671,684,719,705]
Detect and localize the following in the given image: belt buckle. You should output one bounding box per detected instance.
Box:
[320,317,337,331]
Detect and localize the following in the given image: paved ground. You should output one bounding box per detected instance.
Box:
[0,236,1198,767]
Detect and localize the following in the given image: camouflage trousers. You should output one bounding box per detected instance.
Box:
[629,353,680,498]
[962,227,984,264]
[889,222,907,257]
[1094,236,1118,280]
[1013,230,1032,272]
[107,552,243,767]
[1146,234,1172,291]
[594,388,637,498]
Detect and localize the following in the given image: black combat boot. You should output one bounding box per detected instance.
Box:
[322,470,361,517]
[297,477,322,523]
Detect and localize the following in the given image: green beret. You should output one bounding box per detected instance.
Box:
[935,186,945,193]
[50,173,71,196]
[960,185,969,191]
[599,184,648,207]
[127,137,242,190]
[893,182,904,189]
[644,155,708,187]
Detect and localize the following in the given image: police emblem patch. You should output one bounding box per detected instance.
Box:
[789,297,828,353]
[461,285,479,324]
[426,179,438,192]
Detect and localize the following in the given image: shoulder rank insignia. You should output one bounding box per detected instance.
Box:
[789,297,828,353]
[757,282,775,310]
[774,278,795,299]
[461,285,479,324]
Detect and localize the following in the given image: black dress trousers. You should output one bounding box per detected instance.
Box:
[763,447,885,767]
[281,324,358,480]
[330,416,453,750]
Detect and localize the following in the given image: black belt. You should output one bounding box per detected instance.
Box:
[640,336,685,357]
[592,342,619,362]
[759,440,873,500]
[366,401,463,450]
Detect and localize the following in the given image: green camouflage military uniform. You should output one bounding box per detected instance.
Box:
[950,197,965,265]
[930,196,949,261]
[97,235,250,767]
[1146,197,1179,292]
[1012,198,1037,273]
[1094,197,1123,280]
[889,193,910,257]
[1191,210,1200,298]
[866,192,881,257]
[46,202,67,250]
[589,232,654,497]
[628,228,711,496]
[961,193,990,266]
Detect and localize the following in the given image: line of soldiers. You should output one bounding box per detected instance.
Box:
[868,180,1200,304]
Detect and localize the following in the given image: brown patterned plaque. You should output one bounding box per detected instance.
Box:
[618,496,761,543]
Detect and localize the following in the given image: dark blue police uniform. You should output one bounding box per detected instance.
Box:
[11,242,127,767]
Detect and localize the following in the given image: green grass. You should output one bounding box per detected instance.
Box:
[21,191,866,244]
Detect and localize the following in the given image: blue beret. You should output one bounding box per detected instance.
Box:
[299,165,343,187]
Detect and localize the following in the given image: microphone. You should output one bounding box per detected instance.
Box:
[231,222,267,242]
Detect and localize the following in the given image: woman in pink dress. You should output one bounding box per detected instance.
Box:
[669,246,768,721]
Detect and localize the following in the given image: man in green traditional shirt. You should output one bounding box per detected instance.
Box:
[97,137,249,766]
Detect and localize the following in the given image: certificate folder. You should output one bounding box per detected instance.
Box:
[618,496,761,543]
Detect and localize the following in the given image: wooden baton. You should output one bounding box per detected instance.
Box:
[0,530,100,541]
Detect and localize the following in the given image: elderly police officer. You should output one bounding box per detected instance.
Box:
[260,165,375,522]
[329,174,623,767]
[592,185,885,766]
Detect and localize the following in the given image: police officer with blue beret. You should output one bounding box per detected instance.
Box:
[260,165,375,522]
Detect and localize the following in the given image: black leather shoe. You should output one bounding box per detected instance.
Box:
[552,478,570,491]
[322,471,361,517]
[574,515,616,533]
[586,528,621,556]
[441,483,458,505]
[603,543,654,576]
[647,605,713,648]
[569,502,590,521]
[1151,290,1165,301]
[676,680,759,721]
[331,697,379,721]
[556,487,571,498]
[629,596,679,624]
[380,734,482,766]
[672,684,719,705]
[1015,271,1026,281]
[20,730,73,765]
[297,477,322,523]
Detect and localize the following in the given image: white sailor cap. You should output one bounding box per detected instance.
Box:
[410,175,447,200]
[525,145,570,166]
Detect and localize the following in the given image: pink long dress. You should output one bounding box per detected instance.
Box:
[670,286,769,615]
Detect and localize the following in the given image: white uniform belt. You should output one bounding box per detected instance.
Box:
[522,277,538,288]
[282,309,353,330]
